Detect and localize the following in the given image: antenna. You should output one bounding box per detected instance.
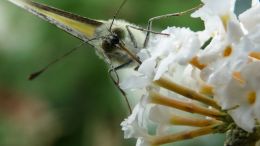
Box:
[28,37,100,80]
[109,0,128,31]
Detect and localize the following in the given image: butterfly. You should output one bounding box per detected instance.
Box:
[6,0,152,113]
[7,0,200,112]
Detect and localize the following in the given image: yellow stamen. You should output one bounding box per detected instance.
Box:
[150,124,222,145]
[200,84,214,96]
[247,91,256,105]
[189,56,206,70]
[223,46,232,57]
[154,76,221,109]
[150,91,225,119]
[249,51,260,60]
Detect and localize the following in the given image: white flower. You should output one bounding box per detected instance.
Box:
[135,27,201,81]
[121,0,260,145]
[252,0,260,7]
[121,98,152,143]
[191,1,260,132]
[196,0,260,132]
[191,0,236,42]
[239,3,260,33]
[218,62,260,132]
[120,27,200,89]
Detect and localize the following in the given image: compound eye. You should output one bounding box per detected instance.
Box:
[102,39,113,52]
[112,28,125,40]
[111,35,120,45]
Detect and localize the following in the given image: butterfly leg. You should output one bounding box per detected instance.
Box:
[125,25,138,48]
[126,24,169,48]
[143,4,203,47]
[108,60,133,113]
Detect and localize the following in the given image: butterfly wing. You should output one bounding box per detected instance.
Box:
[8,0,104,41]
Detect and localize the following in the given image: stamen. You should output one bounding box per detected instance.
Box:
[189,56,206,70]
[150,91,226,119]
[247,91,256,105]
[150,124,223,145]
[169,114,223,127]
[223,46,232,57]
[154,76,221,109]
[199,84,214,96]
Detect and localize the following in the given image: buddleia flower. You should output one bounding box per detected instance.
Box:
[121,0,260,145]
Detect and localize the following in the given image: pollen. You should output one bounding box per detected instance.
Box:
[189,56,206,70]
[200,84,214,96]
[232,71,245,84]
[249,51,260,60]
[223,46,232,57]
[247,91,256,105]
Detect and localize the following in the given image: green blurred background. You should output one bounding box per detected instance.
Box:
[0,0,225,146]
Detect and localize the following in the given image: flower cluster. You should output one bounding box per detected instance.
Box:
[120,0,260,145]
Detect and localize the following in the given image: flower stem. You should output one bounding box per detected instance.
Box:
[170,114,223,127]
[154,76,221,109]
[150,91,226,119]
[150,124,223,145]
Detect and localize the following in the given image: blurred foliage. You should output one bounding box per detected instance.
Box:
[0,0,224,146]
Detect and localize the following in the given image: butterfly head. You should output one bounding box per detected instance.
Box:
[94,19,145,65]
